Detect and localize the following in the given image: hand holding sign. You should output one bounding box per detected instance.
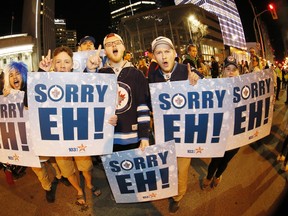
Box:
[3,88,11,96]
[139,140,149,151]
[108,114,118,126]
[86,45,102,72]
[39,49,52,72]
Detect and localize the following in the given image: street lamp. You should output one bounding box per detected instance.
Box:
[187,15,207,48]
[187,15,201,44]
[268,3,278,19]
[252,9,267,59]
[249,1,279,59]
[187,15,195,43]
[249,0,266,59]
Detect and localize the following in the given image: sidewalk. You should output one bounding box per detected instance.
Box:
[0,95,288,216]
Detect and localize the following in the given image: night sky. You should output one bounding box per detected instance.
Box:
[55,0,111,46]
[0,0,23,36]
[0,0,286,60]
[235,0,287,61]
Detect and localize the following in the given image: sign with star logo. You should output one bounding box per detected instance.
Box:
[149,69,274,157]
[101,140,178,203]
[27,72,117,156]
[0,93,41,167]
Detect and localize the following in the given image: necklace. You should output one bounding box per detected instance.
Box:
[108,60,128,74]
[159,62,177,81]
[163,73,171,81]
[160,70,173,81]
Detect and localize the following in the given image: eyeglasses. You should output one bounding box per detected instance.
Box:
[105,40,123,47]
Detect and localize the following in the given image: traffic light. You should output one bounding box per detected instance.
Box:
[268,3,278,20]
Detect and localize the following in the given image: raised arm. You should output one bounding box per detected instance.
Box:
[39,49,52,72]
[86,45,102,72]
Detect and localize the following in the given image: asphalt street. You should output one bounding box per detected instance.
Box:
[0,91,288,216]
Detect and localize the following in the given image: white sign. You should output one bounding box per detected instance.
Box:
[149,70,274,157]
[0,93,41,167]
[27,72,117,156]
[101,140,178,203]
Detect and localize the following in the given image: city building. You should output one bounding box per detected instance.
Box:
[0,0,78,71]
[22,0,56,62]
[175,0,247,62]
[54,19,77,51]
[55,19,67,48]
[118,4,224,62]
[0,34,35,71]
[108,0,158,32]
[66,30,77,52]
[0,0,56,71]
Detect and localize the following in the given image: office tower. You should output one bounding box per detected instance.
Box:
[175,0,246,50]
[108,0,157,32]
[22,0,56,65]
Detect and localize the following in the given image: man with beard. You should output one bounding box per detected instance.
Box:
[86,33,150,152]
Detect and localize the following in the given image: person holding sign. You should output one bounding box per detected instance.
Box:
[77,36,105,168]
[39,46,104,205]
[2,62,29,182]
[148,36,201,214]
[3,61,28,107]
[31,157,71,203]
[86,33,150,201]
[2,61,71,202]
[90,33,150,152]
[201,56,241,190]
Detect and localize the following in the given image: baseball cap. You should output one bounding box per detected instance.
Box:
[103,33,124,46]
[224,56,238,68]
[79,36,95,45]
[151,36,174,52]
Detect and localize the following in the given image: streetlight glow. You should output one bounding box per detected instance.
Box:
[268,4,274,10]
[188,15,195,22]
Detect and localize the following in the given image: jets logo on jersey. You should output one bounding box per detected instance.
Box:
[116,81,132,114]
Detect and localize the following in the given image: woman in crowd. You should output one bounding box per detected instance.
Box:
[3,61,71,202]
[250,55,261,72]
[202,56,242,189]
